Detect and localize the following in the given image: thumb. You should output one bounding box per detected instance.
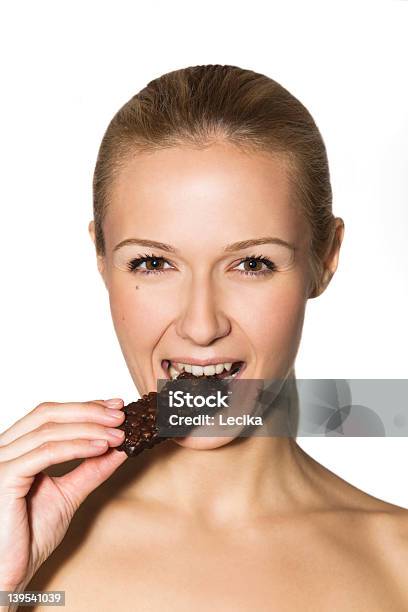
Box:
[53,448,128,509]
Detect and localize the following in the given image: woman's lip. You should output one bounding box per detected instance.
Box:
[160,360,246,380]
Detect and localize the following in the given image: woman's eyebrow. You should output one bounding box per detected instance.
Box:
[224,237,296,252]
[113,238,177,253]
[112,236,296,254]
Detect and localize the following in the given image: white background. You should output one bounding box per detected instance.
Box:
[1,1,407,506]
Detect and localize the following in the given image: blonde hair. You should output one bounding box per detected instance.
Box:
[93,64,340,297]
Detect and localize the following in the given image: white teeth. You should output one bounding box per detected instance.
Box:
[166,360,240,380]
[191,365,204,376]
[203,365,216,376]
[169,365,179,380]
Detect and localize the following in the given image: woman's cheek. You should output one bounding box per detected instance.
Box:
[108,281,174,351]
[254,287,306,377]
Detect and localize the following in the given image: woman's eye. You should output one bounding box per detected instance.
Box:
[127,254,171,275]
[234,255,277,277]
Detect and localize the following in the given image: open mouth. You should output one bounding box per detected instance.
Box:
[161,360,246,381]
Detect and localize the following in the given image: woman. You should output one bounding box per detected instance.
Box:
[1,64,407,611]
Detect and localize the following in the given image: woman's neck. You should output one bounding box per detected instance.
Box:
[113,435,325,526]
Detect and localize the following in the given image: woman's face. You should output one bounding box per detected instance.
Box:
[89,142,314,449]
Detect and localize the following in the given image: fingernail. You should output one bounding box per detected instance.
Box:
[104,398,123,409]
[105,408,124,420]
[106,427,125,439]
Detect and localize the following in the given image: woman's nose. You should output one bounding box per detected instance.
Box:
[175,277,231,346]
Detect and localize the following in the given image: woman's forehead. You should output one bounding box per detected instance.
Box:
[108,145,295,215]
[103,144,309,253]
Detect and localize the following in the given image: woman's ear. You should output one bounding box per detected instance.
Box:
[88,220,107,286]
[313,218,345,298]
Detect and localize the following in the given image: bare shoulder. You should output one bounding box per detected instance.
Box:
[331,482,408,600]
[367,502,408,573]
[360,501,408,610]
[331,466,408,558]
[306,451,408,601]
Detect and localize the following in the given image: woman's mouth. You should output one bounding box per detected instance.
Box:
[161,359,246,381]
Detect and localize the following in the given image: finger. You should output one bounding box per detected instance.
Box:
[0,422,125,462]
[96,398,124,410]
[0,400,124,447]
[0,439,113,498]
[54,447,128,509]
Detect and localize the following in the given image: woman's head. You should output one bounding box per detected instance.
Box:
[88,64,344,448]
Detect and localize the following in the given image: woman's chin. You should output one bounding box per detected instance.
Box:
[171,435,236,450]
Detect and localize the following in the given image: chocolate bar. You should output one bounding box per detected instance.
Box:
[116,370,229,457]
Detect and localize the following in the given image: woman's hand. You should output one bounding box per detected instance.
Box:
[0,399,127,595]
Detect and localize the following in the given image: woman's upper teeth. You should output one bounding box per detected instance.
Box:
[169,361,234,378]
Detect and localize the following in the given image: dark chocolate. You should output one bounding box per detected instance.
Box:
[116,370,197,457]
[116,367,238,457]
